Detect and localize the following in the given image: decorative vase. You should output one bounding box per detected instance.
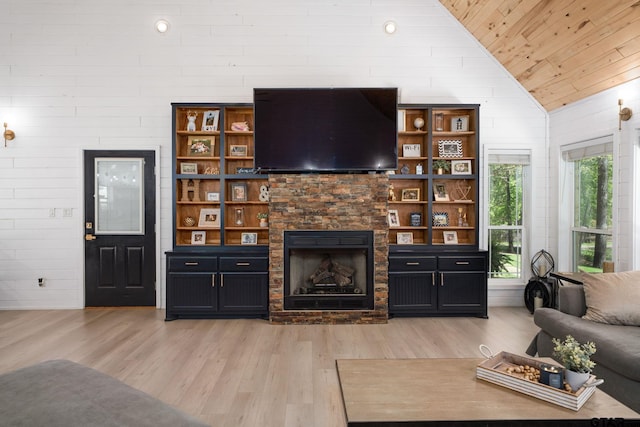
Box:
[437,168,444,175]
[259,219,268,227]
[565,369,590,391]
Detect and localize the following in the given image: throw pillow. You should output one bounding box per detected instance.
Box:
[580,270,640,326]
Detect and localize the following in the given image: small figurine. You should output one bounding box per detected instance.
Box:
[186,110,197,132]
[388,184,396,201]
[400,164,410,175]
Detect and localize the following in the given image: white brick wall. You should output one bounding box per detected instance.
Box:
[0,0,547,309]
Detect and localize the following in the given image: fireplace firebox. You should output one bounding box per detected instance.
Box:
[284,230,374,310]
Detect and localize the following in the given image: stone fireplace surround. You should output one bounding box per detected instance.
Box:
[268,173,389,324]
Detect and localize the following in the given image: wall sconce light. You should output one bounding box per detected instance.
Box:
[155,19,170,33]
[383,21,397,34]
[619,99,632,130]
[3,122,15,147]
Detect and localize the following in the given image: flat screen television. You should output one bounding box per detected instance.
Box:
[253,88,398,172]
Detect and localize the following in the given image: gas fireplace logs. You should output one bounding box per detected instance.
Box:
[296,255,359,294]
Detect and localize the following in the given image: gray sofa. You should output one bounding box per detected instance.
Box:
[527,282,640,412]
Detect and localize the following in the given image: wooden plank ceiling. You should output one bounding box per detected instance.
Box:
[439,0,640,111]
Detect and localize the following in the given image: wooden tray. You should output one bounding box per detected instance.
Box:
[476,351,598,411]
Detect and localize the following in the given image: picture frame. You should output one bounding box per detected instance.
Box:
[191,230,206,245]
[433,212,449,227]
[388,209,400,227]
[443,230,459,244]
[402,144,421,157]
[241,232,258,245]
[451,115,469,132]
[206,192,220,202]
[231,182,247,201]
[187,136,214,156]
[230,145,248,157]
[401,188,420,201]
[202,110,220,132]
[180,163,198,174]
[433,183,450,201]
[451,159,472,175]
[198,208,220,228]
[438,140,463,158]
[396,232,414,245]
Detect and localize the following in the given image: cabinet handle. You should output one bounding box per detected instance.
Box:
[405,262,420,266]
[220,274,224,288]
[455,261,470,265]
[440,272,444,286]
[211,274,216,288]
[236,262,251,266]
[185,262,199,266]
[431,272,435,286]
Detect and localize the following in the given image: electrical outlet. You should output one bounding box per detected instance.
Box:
[49,208,56,218]
[38,278,45,287]
[63,208,73,217]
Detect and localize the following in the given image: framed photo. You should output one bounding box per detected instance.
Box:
[202,110,220,132]
[180,163,198,174]
[451,159,472,175]
[433,212,449,227]
[433,183,450,201]
[231,182,247,201]
[206,192,220,202]
[402,144,421,157]
[401,188,420,201]
[241,232,258,245]
[397,232,414,245]
[198,208,220,228]
[388,209,400,227]
[438,140,463,158]
[230,145,248,157]
[187,136,213,156]
[443,230,459,244]
[191,230,206,245]
[451,115,469,132]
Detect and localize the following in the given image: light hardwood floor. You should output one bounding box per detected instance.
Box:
[0,307,539,427]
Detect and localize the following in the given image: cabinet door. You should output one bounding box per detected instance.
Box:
[388,272,437,314]
[437,271,486,314]
[219,272,268,313]
[167,272,217,314]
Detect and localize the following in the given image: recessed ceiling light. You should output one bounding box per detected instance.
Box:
[384,21,397,34]
[155,19,170,33]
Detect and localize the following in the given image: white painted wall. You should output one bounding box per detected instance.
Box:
[0,0,547,309]
[549,79,640,273]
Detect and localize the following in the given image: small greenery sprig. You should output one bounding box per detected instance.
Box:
[552,335,596,373]
[433,159,451,172]
[257,212,268,220]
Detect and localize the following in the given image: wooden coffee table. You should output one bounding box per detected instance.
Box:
[336,358,639,426]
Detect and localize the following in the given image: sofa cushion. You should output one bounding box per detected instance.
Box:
[534,308,640,382]
[579,271,640,326]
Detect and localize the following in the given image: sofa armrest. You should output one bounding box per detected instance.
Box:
[558,283,586,317]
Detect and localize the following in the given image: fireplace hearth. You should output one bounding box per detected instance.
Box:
[284,230,374,310]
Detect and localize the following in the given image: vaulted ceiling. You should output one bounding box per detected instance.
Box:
[439,0,640,111]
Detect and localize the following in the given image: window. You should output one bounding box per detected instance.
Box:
[487,151,530,280]
[564,140,613,272]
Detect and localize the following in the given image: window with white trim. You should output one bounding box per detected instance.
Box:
[487,151,530,280]
[563,139,613,272]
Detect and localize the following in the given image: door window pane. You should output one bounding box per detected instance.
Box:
[95,158,144,234]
